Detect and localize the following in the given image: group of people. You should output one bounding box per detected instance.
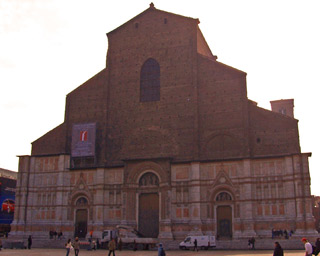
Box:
[49,230,63,239]
[273,237,320,256]
[65,237,80,256]
[61,234,320,256]
[301,237,320,256]
[272,228,294,239]
[247,237,256,249]
[64,237,166,256]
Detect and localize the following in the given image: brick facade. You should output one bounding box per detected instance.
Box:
[11,4,315,240]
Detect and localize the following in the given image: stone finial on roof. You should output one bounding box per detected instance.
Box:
[150,2,155,8]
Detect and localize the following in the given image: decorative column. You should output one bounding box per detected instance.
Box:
[240,160,256,237]
[92,168,105,237]
[159,188,173,239]
[188,162,203,236]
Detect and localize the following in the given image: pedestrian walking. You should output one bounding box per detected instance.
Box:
[65,239,73,256]
[28,235,32,249]
[108,238,116,256]
[158,243,166,256]
[302,238,313,256]
[194,238,198,251]
[118,238,122,251]
[73,237,80,256]
[133,239,137,251]
[273,241,284,256]
[96,238,100,249]
[251,237,255,250]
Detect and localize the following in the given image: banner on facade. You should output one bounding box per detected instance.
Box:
[0,177,16,224]
[71,123,96,157]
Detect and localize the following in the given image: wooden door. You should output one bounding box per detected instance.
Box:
[75,209,87,238]
[138,193,159,238]
[217,205,232,238]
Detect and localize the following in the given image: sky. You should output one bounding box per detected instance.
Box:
[0,0,319,194]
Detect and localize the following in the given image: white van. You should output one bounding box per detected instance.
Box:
[179,235,216,250]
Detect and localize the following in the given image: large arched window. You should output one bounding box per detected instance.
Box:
[140,58,160,102]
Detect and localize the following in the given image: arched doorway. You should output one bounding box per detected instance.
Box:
[74,197,88,238]
[216,192,233,238]
[138,172,159,238]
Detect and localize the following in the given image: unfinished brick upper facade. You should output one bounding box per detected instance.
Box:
[12,4,314,241]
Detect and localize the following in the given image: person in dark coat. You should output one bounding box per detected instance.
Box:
[96,238,100,249]
[157,243,165,256]
[73,237,80,256]
[28,235,32,249]
[108,238,116,256]
[273,242,284,256]
[315,238,320,256]
[194,239,198,251]
[118,238,122,251]
[251,237,255,249]
[133,239,137,251]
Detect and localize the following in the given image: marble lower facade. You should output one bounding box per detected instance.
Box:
[10,152,316,240]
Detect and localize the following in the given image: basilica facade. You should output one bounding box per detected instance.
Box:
[11,4,315,240]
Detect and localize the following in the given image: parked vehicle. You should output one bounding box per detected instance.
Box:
[179,235,216,250]
[100,225,157,249]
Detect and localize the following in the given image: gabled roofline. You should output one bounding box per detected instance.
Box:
[197,27,215,59]
[31,123,65,145]
[198,54,247,75]
[107,3,199,36]
[67,68,107,96]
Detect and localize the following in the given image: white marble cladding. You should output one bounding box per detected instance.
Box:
[10,153,315,239]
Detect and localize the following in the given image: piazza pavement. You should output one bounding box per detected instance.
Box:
[0,249,306,256]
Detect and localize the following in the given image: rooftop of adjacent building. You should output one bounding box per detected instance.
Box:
[0,168,18,180]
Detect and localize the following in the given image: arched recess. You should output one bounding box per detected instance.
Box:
[211,189,235,239]
[140,58,160,102]
[137,172,160,238]
[126,161,167,185]
[73,195,90,238]
[124,161,171,238]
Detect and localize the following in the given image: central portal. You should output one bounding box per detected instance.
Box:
[75,209,88,238]
[138,193,159,238]
[217,205,232,238]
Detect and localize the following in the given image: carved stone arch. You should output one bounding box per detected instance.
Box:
[68,175,94,224]
[211,185,235,239]
[209,184,236,203]
[71,192,91,239]
[69,190,92,207]
[215,191,233,202]
[126,161,167,185]
[138,170,160,186]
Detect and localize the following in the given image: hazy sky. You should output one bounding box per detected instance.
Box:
[1,0,319,194]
